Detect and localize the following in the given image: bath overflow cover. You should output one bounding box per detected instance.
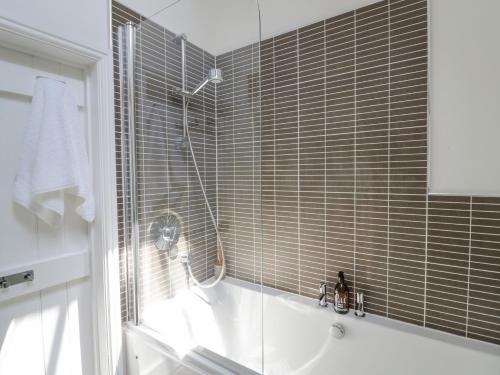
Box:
[330,323,345,339]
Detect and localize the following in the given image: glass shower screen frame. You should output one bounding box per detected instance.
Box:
[119,1,264,373]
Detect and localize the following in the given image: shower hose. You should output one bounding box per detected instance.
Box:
[182,100,225,288]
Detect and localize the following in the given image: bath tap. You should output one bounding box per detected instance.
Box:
[355,291,365,317]
[319,282,328,307]
[180,253,192,288]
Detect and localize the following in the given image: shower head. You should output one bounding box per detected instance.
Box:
[190,68,223,96]
[207,68,223,84]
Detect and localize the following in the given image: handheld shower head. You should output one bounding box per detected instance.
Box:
[190,68,223,97]
[207,68,223,84]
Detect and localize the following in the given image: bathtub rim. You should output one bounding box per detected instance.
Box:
[130,276,500,374]
[222,276,500,357]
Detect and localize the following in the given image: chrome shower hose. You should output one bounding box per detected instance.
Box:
[183,100,225,288]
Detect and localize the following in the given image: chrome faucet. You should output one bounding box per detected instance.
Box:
[355,291,365,317]
[319,282,328,307]
[180,252,192,288]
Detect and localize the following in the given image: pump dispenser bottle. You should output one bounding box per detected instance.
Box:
[333,271,349,314]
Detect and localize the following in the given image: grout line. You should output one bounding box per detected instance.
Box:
[186,44,191,281]
[386,0,391,318]
[250,45,254,283]
[297,29,301,295]
[215,56,219,232]
[251,43,257,283]
[353,10,358,299]
[423,190,430,326]
[232,50,236,278]
[202,50,207,280]
[273,37,277,289]
[465,196,473,337]
[163,27,172,297]
[424,0,431,324]
[324,19,328,287]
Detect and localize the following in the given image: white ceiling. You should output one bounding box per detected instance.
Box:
[120,0,381,56]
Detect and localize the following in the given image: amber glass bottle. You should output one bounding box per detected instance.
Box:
[333,271,349,314]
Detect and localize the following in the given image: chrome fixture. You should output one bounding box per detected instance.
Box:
[174,34,226,289]
[149,212,182,254]
[0,270,34,289]
[355,291,365,317]
[330,323,345,339]
[179,252,193,287]
[191,69,223,96]
[173,34,223,100]
[175,68,223,98]
[173,33,188,141]
[319,282,328,307]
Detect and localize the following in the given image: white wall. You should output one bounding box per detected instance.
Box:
[0,46,95,375]
[430,0,500,195]
[0,0,110,53]
[119,0,380,55]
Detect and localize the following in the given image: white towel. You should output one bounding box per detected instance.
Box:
[14,77,95,227]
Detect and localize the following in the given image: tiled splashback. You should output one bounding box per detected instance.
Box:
[216,44,262,283]
[427,196,500,344]
[217,0,500,346]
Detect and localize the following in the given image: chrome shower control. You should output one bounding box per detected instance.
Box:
[149,212,182,255]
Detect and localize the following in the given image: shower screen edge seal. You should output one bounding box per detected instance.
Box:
[125,22,141,326]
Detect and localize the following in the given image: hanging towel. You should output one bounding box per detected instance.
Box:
[14,77,95,227]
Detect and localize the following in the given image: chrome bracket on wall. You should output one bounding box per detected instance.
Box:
[0,270,34,289]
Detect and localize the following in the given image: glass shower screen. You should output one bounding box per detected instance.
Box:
[118,0,263,372]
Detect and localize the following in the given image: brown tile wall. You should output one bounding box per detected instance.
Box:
[217,0,500,346]
[112,1,217,321]
[216,44,262,284]
[469,197,500,344]
[113,0,500,346]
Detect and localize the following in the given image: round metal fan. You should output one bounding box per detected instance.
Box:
[149,212,182,254]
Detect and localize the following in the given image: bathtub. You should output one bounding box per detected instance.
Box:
[125,277,500,375]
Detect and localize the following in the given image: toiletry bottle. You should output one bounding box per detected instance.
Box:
[333,271,349,314]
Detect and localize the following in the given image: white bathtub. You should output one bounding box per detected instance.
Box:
[125,277,500,375]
